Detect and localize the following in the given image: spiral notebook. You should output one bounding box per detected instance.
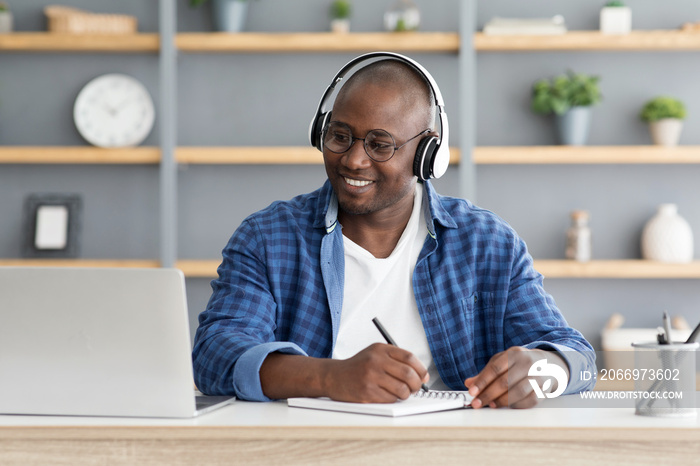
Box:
[287,390,473,417]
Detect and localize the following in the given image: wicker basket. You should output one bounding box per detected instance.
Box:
[45,5,137,34]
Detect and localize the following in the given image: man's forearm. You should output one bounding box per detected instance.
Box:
[259,352,333,400]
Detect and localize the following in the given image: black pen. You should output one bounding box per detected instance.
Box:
[372,317,430,392]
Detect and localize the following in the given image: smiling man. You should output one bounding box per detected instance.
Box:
[192,54,596,409]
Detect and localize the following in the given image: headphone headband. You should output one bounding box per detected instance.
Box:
[309,52,450,179]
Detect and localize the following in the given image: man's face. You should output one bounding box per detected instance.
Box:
[323,82,425,219]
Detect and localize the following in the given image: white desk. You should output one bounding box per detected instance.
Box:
[1,394,699,465]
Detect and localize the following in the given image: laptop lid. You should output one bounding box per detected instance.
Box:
[0,267,231,418]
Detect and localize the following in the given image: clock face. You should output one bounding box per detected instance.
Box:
[73,73,155,148]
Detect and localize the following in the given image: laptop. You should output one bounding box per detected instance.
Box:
[0,267,234,418]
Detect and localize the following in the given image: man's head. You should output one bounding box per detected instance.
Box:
[322,59,437,219]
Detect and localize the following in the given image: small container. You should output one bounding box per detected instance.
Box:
[384,0,420,32]
[631,341,698,418]
[565,210,591,262]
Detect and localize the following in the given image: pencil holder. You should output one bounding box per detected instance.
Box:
[631,341,698,418]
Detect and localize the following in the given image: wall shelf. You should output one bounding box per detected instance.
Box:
[176,259,219,278]
[475,30,700,51]
[534,260,700,279]
[473,146,700,165]
[0,147,161,164]
[176,146,462,165]
[0,259,160,268]
[0,32,159,52]
[175,32,460,53]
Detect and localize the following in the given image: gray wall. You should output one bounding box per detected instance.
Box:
[2,0,699,351]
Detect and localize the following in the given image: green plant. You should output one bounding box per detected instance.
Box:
[330,0,351,20]
[604,1,626,7]
[531,71,602,116]
[0,2,9,12]
[639,96,687,122]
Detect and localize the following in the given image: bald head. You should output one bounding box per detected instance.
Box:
[334,59,436,131]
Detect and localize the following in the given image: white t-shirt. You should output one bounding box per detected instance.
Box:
[332,184,449,390]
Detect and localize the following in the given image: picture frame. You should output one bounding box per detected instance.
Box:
[23,194,83,258]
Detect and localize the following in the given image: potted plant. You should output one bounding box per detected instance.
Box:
[639,96,687,146]
[600,0,631,35]
[531,71,602,146]
[0,2,13,33]
[330,0,351,33]
[190,0,252,33]
[384,0,420,32]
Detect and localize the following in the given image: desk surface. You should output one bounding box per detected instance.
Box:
[1,394,699,465]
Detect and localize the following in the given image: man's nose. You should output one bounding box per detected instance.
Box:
[342,139,372,170]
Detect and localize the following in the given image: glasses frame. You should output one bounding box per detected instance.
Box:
[323,121,430,163]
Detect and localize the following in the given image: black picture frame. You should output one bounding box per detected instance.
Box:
[23,194,83,258]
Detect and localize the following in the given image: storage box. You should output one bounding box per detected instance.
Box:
[45,5,137,34]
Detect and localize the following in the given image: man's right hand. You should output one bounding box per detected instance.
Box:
[259,343,429,403]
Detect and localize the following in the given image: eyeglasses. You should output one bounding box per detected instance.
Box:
[323,121,430,162]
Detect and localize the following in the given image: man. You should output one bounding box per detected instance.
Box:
[193,54,595,409]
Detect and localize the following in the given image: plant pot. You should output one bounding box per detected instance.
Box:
[330,19,350,33]
[0,11,13,33]
[384,0,420,32]
[641,204,693,263]
[213,0,249,33]
[649,118,683,146]
[555,106,591,146]
[600,6,632,35]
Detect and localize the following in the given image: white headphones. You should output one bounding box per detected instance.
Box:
[308,51,450,180]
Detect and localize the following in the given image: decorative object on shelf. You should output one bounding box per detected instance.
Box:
[565,210,591,262]
[681,22,700,32]
[599,0,631,35]
[531,71,602,146]
[639,96,686,147]
[190,0,252,33]
[483,15,566,35]
[73,73,155,148]
[329,0,351,33]
[384,0,420,32]
[44,5,137,34]
[0,2,13,33]
[641,204,694,263]
[23,194,82,259]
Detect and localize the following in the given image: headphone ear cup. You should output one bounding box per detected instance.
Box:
[413,136,439,181]
[311,112,331,151]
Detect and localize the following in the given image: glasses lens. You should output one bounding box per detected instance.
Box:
[365,130,396,161]
[324,122,352,153]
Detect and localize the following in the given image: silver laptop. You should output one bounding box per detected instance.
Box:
[0,267,234,418]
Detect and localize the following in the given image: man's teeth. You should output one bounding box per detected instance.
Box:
[344,178,372,187]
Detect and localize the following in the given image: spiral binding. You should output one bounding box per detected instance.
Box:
[412,390,471,402]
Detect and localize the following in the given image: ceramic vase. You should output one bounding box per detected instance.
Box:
[330,19,350,33]
[555,106,591,146]
[0,10,13,33]
[649,119,683,147]
[641,204,694,263]
[213,0,249,32]
[600,6,631,35]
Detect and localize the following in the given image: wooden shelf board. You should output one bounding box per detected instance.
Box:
[177,146,461,165]
[534,260,700,279]
[176,32,460,53]
[0,259,161,268]
[0,147,161,164]
[475,30,700,51]
[473,146,700,165]
[0,32,159,52]
[176,260,220,278]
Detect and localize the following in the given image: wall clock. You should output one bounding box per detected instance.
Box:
[73,73,155,148]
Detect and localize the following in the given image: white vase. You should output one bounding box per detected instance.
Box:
[330,19,350,33]
[600,6,631,35]
[649,118,683,147]
[0,11,13,33]
[641,204,694,263]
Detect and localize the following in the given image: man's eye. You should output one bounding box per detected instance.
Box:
[333,132,350,142]
[368,141,392,151]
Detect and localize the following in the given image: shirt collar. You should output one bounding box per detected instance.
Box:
[313,179,458,234]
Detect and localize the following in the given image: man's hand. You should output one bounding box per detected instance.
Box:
[260,343,428,403]
[463,347,570,409]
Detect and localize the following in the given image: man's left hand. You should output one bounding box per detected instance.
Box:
[463,347,570,409]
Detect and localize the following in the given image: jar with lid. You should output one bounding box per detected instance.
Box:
[565,210,591,262]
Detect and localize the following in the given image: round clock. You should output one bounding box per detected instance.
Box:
[73,73,155,148]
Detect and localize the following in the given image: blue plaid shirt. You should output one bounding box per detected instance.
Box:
[193,180,595,401]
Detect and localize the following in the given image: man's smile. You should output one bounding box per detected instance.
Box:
[343,177,374,188]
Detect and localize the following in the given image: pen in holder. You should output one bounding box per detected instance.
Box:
[631,340,698,418]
